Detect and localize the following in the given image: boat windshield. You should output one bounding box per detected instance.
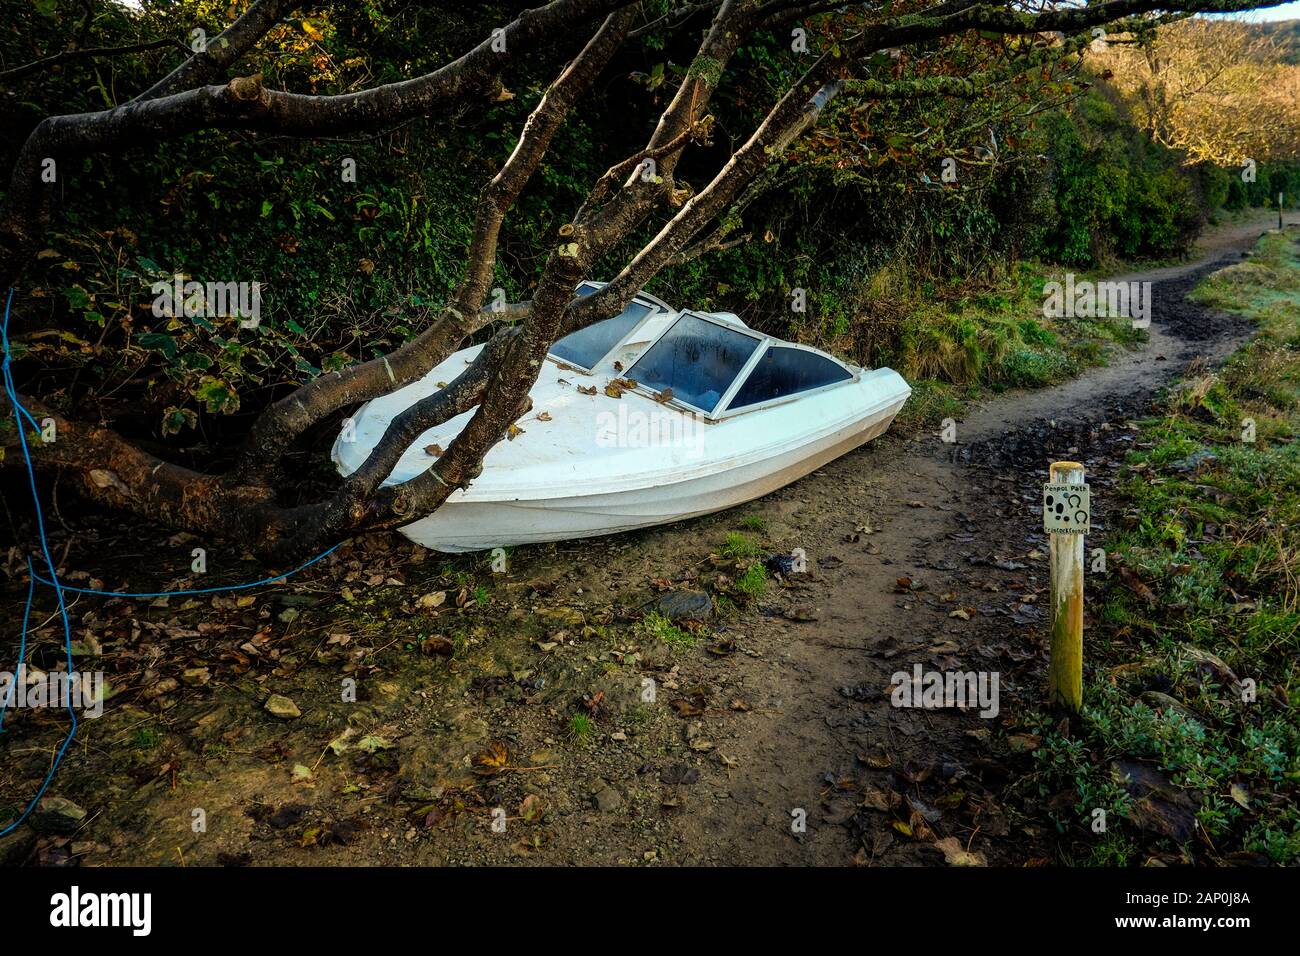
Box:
[626,314,760,413]
[550,286,655,370]
[726,346,853,410]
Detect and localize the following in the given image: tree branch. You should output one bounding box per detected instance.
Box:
[232,8,635,486]
[0,38,190,83]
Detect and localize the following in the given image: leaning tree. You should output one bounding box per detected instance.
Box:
[0,0,1285,561]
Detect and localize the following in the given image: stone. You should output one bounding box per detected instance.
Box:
[32,796,87,834]
[537,606,584,628]
[651,590,713,621]
[264,694,301,719]
[592,786,623,813]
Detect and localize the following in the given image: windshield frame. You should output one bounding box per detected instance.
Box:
[716,340,860,418]
[622,310,767,418]
[545,281,674,374]
[623,311,860,420]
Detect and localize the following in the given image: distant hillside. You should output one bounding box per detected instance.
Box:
[1257,19,1300,63]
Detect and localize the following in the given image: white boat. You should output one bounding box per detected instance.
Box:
[333,282,911,551]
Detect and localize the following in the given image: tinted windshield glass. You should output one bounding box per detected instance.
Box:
[727,346,852,410]
[551,301,654,369]
[627,315,760,413]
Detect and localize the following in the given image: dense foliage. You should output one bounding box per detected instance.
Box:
[1,2,1295,448]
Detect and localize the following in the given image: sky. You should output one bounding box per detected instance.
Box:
[1213,2,1300,20]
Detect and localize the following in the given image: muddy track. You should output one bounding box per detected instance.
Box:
[659,215,1282,865]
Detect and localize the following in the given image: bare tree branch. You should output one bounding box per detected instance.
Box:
[0,38,191,83]
[133,0,300,102]
[233,7,637,485]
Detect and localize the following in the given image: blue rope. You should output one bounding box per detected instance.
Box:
[29,544,341,599]
[1,287,340,838]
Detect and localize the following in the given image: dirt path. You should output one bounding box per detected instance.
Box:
[658,210,1284,865]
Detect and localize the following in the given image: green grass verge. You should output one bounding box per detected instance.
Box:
[884,261,1149,434]
[1025,229,1300,865]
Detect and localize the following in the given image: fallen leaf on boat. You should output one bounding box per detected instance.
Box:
[654,387,674,404]
[536,411,552,422]
[507,423,524,440]
[577,384,597,395]
[423,444,443,457]
[603,378,638,398]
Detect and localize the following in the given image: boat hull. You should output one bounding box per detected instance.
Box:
[395,395,905,551]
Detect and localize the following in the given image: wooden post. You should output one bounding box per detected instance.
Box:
[1047,461,1086,713]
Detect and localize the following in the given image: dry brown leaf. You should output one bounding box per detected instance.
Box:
[935,836,986,866]
[472,740,509,776]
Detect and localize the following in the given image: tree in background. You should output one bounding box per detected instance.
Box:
[1090,17,1300,165]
